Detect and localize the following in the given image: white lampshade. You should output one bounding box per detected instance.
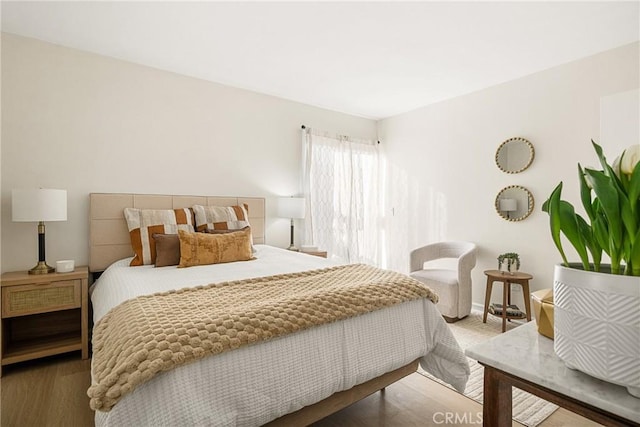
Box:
[277,197,306,219]
[12,189,67,222]
[499,198,517,212]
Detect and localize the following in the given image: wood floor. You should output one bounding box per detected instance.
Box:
[1,353,602,427]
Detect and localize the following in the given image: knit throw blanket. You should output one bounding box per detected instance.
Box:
[88,264,438,411]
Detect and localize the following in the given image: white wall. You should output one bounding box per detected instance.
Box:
[378,42,639,308]
[601,88,640,148]
[0,33,377,273]
[3,32,638,303]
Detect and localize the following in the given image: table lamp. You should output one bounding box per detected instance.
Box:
[12,189,67,274]
[499,198,517,219]
[277,197,306,251]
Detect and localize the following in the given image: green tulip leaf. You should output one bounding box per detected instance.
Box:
[617,148,631,193]
[609,233,622,274]
[593,214,610,257]
[592,198,601,220]
[578,164,594,221]
[592,141,626,191]
[585,168,622,248]
[541,198,549,213]
[617,189,637,249]
[630,227,640,276]
[558,201,590,270]
[577,214,601,270]
[628,160,640,213]
[619,193,638,254]
[592,140,609,173]
[547,183,569,266]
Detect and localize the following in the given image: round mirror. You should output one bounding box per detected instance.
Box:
[495,185,534,222]
[495,137,534,173]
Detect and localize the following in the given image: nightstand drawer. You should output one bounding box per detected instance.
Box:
[2,280,81,317]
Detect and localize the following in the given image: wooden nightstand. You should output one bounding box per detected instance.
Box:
[301,251,327,258]
[0,266,89,375]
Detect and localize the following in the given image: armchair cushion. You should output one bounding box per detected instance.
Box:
[410,269,457,286]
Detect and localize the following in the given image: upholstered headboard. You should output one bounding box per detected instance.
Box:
[89,193,265,272]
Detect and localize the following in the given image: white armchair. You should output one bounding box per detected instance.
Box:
[409,241,477,322]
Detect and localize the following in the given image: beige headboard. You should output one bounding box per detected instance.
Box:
[89,193,265,272]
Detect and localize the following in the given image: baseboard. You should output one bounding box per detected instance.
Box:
[471,302,484,313]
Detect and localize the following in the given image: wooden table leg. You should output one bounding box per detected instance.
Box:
[501,281,508,333]
[522,280,532,321]
[483,366,513,426]
[483,278,494,323]
[506,279,512,325]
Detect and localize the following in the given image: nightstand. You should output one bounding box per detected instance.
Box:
[0,266,89,375]
[301,251,327,258]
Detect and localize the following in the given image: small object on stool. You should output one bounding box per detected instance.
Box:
[489,303,524,317]
[531,288,554,339]
[56,260,75,273]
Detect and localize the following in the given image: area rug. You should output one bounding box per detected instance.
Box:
[418,310,559,427]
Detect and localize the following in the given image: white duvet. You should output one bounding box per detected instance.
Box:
[91,245,469,427]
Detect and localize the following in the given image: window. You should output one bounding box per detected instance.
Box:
[302,129,382,266]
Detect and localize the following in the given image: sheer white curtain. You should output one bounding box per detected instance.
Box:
[302,128,382,266]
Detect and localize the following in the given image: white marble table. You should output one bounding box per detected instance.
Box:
[466,322,640,427]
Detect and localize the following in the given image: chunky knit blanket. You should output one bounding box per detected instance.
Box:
[88,264,438,411]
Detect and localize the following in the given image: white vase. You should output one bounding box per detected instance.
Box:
[553,264,640,398]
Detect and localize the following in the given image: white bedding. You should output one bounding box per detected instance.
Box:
[91,245,469,427]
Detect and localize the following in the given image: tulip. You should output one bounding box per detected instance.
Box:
[620,144,640,175]
[582,166,597,189]
[544,141,640,276]
[612,155,622,179]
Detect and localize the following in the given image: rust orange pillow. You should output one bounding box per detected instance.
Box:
[178,227,254,268]
[124,208,195,266]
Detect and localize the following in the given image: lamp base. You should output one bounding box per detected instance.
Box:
[287,245,300,252]
[28,261,55,275]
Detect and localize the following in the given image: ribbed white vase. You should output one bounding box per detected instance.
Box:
[553,264,640,398]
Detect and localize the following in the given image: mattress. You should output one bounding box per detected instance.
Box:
[91,245,469,426]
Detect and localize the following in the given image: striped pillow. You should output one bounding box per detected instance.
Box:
[192,204,250,232]
[124,208,195,266]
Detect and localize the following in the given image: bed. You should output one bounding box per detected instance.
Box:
[88,193,470,426]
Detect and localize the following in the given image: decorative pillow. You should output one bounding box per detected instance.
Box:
[204,228,243,234]
[152,234,181,267]
[192,204,250,232]
[124,208,195,266]
[205,226,256,253]
[178,227,253,268]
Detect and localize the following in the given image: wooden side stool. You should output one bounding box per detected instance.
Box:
[482,269,533,332]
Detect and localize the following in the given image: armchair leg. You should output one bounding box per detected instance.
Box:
[442,315,461,323]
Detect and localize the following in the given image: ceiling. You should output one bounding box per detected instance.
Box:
[2,1,638,119]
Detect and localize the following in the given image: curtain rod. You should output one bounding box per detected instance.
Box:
[300,124,379,144]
